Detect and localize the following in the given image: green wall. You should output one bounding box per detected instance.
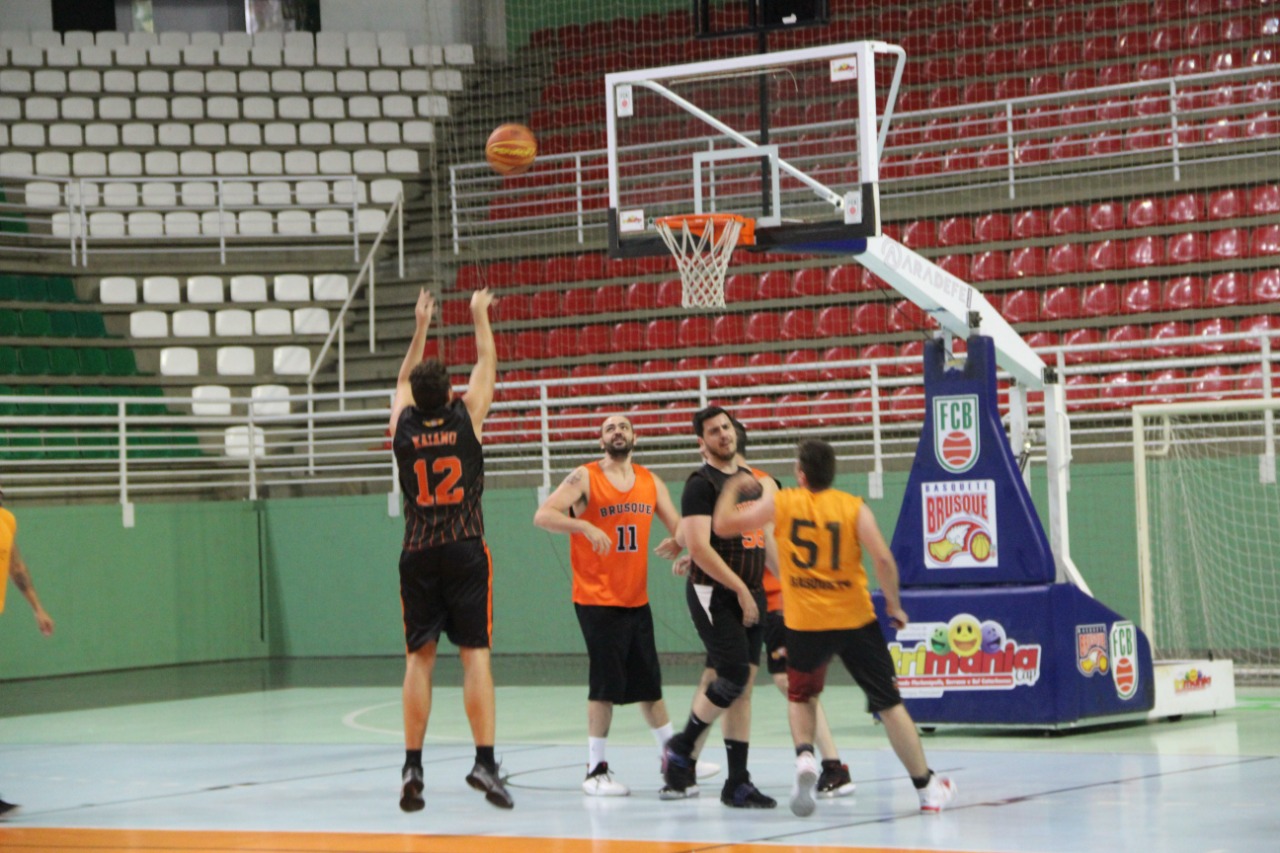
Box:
[0,461,1141,681]
[506,0,686,49]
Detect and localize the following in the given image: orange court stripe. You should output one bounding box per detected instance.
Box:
[0,828,957,853]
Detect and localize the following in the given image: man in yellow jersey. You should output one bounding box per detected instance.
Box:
[534,414,688,797]
[712,438,956,817]
[390,287,514,812]
[0,490,54,819]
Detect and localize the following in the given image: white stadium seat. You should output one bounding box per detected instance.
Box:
[314,210,350,235]
[273,345,311,375]
[444,44,475,65]
[85,124,120,146]
[336,70,367,92]
[224,425,265,458]
[215,309,253,337]
[257,181,292,205]
[172,309,211,337]
[221,31,251,49]
[284,150,318,175]
[412,45,443,66]
[181,181,216,207]
[277,96,310,120]
[182,45,216,66]
[143,276,181,304]
[164,211,201,236]
[312,274,350,301]
[292,307,331,335]
[387,150,419,173]
[264,123,298,146]
[207,96,239,119]
[254,308,292,336]
[222,182,255,207]
[229,123,263,146]
[171,96,204,120]
[89,211,126,238]
[295,180,329,205]
[404,121,435,144]
[201,210,236,236]
[381,95,415,119]
[35,151,71,176]
[217,346,256,376]
[277,210,312,235]
[159,123,193,147]
[130,310,168,338]
[99,97,131,120]
[303,70,335,92]
[251,384,291,416]
[73,151,108,176]
[238,210,273,236]
[334,121,367,145]
[215,151,249,175]
[274,275,311,301]
[24,182,61,208]
[121,123,156,146]
[352,150,387,175]
[349,95,380,117]
[144,151,180,176]
[141,181,177,208]
[299,122,332,145]
[128,211,165,237]
[371,178,404,204]
[319,151,352,175]
[134,97,168,119]
[193,123,227,146]
[250,46,282,67]
[230,275,267,303]
[179,151,214,176]
[108,151,143,176]
[160,346,199,376]
[13,123,46,146]
[357,208,387,233]
[381,46,410,67]
[100,277,138,304]
[191,384,232,416]
[187,276,224,303]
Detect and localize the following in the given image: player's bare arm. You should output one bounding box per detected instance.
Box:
[10,544,53,636]
[652,476,683,559]
[858,504,907,629]
[710,471,777,537]
[389,288,435,435]
[533,467,611,554]
[462,288,496,438]
[680,514,759,627]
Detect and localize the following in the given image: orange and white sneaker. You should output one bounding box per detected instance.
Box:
[917,773,956,812]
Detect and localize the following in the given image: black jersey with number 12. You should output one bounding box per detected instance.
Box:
[393,399,485,549]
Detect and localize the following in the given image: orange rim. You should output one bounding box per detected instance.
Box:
[656,213,756,246]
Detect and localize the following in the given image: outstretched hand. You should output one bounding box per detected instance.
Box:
[415,288,436,326]
[470,287,494,316]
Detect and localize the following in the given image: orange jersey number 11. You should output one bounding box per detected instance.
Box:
[413,456,464,506]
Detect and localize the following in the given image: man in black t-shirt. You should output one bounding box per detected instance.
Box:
[389,287,513,812]
[662,406,776,809]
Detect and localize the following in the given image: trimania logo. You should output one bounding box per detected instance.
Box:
[888,614,1041,698]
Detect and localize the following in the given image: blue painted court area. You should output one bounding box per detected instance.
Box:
[1,671,1277,852]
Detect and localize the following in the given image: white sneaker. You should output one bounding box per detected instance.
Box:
[917,773,956,812]
[790,752,819,818]
[658,783,700,800]
[583,762,630,797]
[695,760,721,780]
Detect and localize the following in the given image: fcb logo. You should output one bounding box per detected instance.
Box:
[1110,621,1139,701]
[933,395,979,474]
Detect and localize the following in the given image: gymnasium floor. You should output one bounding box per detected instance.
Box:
[0,658,1276,853]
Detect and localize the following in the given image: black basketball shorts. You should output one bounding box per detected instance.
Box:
[399,537,492,651]
[786,620,903,713]
[686,581,766,678]
[574,602,664,705]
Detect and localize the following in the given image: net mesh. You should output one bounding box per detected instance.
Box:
[654,214,752,309]
[1141,403,1279,682]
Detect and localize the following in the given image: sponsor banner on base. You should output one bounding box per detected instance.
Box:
[889,614,1041,699]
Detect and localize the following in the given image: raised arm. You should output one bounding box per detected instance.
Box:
[533,466,610,554]
[857,503,906,629]
[461,288,496,438]
[389,288,435,436]
[710,471,777,537]
[10,543,53,636]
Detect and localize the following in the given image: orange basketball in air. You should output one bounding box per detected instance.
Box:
[485,124,537,176]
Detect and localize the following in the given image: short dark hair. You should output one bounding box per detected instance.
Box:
[692,405,731,437]
[409,359,451,411]
[731,417,748,456]
[797,438,836,490]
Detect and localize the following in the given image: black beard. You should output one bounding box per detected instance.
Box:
[706,444,736,464]
[605,441,634,460]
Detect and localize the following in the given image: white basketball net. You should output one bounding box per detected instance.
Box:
[655,216,743,309]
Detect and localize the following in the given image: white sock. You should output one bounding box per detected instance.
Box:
[588,736,608,770]
[651,723,674,755]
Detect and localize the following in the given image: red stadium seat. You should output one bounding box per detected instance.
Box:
[545,327,578,358]
[513,330,545,361]
[537,367,570,399]
[612,321,647,353]
[1210,228,1247,261]
[656,279,683,308]
[545,255,575,284]
[974,212,1011,242]
[780,309,818,340]
[1251,268,1280,303]
[1049,205,1085,235]
[1061,327,1103,364]
[859,342,895,376]
[1097,64,1133,87]
[825,265,864,294]
[563,287,596,316]
[1239,315,1280,350]
[746,312,782,343]
[645,319,678,349]
[1239,362,1280,396]
[1088,128,1125,156]
[816,306,854,338]
[784,349,821,383]
[1096,371,1142,410]
[638,359,676,393]
[1246,112,1280,139]
[1105,326,1146,362]
[886,384,925,423]
[1147,368,1188,403]
[1126,236,1166,268]
[1121,279,1159,314]
[746,352,783,386]
[500,368,539,401]
[1162,276,1205,311]
[1248,184,1280,216]
[902,220,938,250]
[513,258,548,286]
[1086,240,1123,272]
[1062,374,1099,407]
[1046,244,1084,276]
[1190,366,1233,401]
[1166,193,1205,224]
[711,314,748,346]
[1001,288,1040,323]
[734,395,779,432]
[1149,321,1194,358]
[898,340,926,374]
[1193,317,1237,355]
[1206,272,1248,307]
[1042,286,1083,320]
[594,285,627,314]
[775,393,812,429]
[936,254,971,280]
[1167,232,1208,265]
[1087,201,1123,232]
[757,270,792,300]
[708,354,750,388]
[792,268,826,296]
[1008,247,1047,278]
[937,217,975,247]
[1082,283,1122,317]
[1126,197,1165,228]
[970,251,1008,282]
[440,298,472,327]
[820,345,860,380]
[1012,210,1049,240]
[852,302,890,335]
[1251,224,1280,258]
[812,390,854,427]
[724,274,758,304]
[673,357,707,390]
[677,316,713,348]
[888,299,930,333]
[624,281,658,311]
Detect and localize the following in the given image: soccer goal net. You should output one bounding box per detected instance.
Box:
[1133,398,1279,682]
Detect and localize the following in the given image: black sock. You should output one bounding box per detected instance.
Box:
[678,713,710,752]
[405,749,422,769]
[725,739,749,783]
[821,758,842,770]
[795,743,815,757]
[476,745,496,772]
[911,770,934,790]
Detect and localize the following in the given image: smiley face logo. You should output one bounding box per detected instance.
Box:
[980,620,1005,654]
[929,625,951,655]
[948,613,982,658]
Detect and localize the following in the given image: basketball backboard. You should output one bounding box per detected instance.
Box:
[605,40,903,258]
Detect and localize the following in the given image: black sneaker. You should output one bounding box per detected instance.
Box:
[0,797,19,819]
[466,761,515,809]
[721,777,777,809]
[661,742,697,795]
[399,764,424,812]
[816,760,856,798]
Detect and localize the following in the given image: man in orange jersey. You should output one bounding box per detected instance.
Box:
[712,438,955,817]
[534,414,686,797]
[390,287,514,812]
[0,488,54,819]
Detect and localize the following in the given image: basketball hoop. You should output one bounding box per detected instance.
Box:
[654,213,756,309]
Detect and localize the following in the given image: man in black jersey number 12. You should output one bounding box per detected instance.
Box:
[390,287,514,812]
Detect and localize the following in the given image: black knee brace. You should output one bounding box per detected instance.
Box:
[705,666,749,708]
